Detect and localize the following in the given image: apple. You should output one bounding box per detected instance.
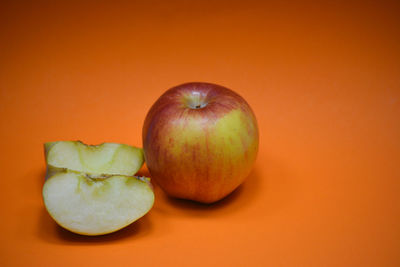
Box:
[42,141,154,236]
[44,141,144,177]
[142,82,259,203]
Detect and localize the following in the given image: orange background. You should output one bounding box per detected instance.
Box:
[1,1,399,266]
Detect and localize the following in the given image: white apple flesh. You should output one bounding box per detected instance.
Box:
[45,141,144,176]
[42,141,153,236]
[43,171,154,236]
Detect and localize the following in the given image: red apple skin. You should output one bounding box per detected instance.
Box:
[142,82,259,203]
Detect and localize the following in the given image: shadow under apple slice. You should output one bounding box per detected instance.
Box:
[37,208,153,245]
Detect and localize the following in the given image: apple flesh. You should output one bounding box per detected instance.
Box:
[143,82,259,203]
[43,171,154,235]
[42,141,153,236]
[45,141,144,177]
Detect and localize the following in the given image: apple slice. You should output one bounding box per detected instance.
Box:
[43,170,154,235]
[45,141,144,176]
[42,141,153,235]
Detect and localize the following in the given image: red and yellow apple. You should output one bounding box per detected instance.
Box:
[142,82,259,203]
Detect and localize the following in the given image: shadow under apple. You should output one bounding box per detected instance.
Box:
[150,165,263,217]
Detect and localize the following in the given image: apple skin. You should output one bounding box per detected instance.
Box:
[142,82,259,203]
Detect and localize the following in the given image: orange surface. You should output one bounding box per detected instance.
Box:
[1,1,399,266]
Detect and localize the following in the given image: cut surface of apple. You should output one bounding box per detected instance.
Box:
[43,141,152,235]
[45,141,144,176]
[43,170,154,235]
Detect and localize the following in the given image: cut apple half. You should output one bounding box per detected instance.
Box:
[45,141,144,176]
[42,141,153,236]
[43,170,154,235]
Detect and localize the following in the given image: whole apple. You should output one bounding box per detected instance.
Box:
[142,82,259,203]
